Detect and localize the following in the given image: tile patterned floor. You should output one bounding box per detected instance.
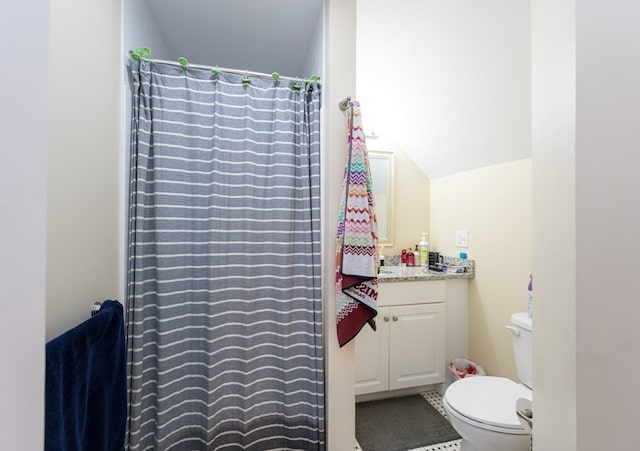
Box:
[355,390,462,451]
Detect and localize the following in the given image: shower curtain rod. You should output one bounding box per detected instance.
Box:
[129,51,318,84]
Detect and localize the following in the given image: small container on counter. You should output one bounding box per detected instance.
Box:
[406,248,415,266]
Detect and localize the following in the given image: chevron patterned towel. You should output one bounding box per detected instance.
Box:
[336,100,379,348]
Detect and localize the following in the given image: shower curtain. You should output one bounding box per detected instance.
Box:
[126,59,323,450]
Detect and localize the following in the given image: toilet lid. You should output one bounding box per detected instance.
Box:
[445,376,531,430]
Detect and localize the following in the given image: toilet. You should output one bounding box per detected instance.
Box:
[443,312,532,451]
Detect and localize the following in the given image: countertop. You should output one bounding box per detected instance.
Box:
[377,264,474,283]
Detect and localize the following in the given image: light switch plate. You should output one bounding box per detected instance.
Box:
[456,230,469,248]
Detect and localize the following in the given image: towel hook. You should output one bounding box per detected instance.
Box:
[338,96,352,111]
[91,302,102,317]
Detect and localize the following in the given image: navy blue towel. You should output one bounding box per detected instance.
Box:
[45,300,126,451]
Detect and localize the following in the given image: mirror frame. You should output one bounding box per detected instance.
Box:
[369,151,395,247]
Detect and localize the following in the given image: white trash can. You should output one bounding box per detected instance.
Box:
[449,358,486,380]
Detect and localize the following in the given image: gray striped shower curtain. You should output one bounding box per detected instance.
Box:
[126,59,323,450]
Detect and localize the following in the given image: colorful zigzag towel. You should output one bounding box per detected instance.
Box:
[336,100,379,348]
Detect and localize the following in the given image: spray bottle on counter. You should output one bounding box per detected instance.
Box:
[418,232,429,267]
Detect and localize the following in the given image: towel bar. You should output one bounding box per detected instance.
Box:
[91,301,102,317]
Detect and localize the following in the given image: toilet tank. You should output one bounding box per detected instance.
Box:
[510,312,532,389]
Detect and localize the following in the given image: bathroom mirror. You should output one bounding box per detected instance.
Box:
[369,151,395,246]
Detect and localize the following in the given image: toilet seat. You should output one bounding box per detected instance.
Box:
[444,376,531,434]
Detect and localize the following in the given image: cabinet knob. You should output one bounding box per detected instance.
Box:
[392,315,398,321]
[383,316,390,322]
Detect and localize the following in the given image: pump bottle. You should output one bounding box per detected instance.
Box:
[418,232,429,267]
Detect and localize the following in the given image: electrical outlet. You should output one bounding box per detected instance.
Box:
[455,230,469,248]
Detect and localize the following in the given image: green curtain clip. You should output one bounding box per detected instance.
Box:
[138,47,151,60]
[242,71,250,84]
[292,78,301,91]
[178,57,188,69]
[272,72,280,82]
[311,74,320,86]
[211,66,220,76]
[305,74,321,88]
[131,47,151,62]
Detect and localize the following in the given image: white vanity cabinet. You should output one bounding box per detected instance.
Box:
[355,280,448,396]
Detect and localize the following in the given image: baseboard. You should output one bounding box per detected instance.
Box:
[355,383,443,403]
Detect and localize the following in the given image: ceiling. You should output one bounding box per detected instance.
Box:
[143,0,531,179]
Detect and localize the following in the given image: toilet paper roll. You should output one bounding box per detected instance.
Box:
[516,396,533,432]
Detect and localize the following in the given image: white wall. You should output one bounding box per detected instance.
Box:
[324,1,358,448]
[431,159,532,379]
[356,0,531,179]
[0,1,49,448]
[47,0,122,340]
[574,1,640,449]
[532,0,640,449]
[122,0,171,64]
[302,8,325,78]
[531,0,578,448]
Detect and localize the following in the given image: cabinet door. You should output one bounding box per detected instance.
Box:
[389,303,446,390]
[355,307,390,395]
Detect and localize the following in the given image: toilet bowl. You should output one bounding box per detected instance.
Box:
[443,376,531,451]
[443,313,533,451]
